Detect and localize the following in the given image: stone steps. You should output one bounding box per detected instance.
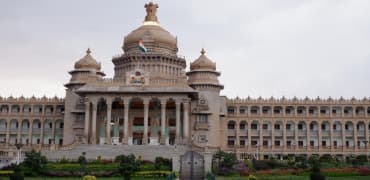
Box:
[42,144,189,161]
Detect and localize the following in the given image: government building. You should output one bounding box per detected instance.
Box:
[0,2,369,176]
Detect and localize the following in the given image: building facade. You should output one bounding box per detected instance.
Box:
[0,2,369,164]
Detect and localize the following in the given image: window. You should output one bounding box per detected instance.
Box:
[274,140,280,146]
[286,109,291,114]
[251,124,258,130]
[240,140,245,146]
[227,140,235,146]
[310,141,314,146]
[240,108,246,114]
[298,124,303,130]
[309,109,314,114]
[251,140,258,146]
[198,135,207,143]
[227,107,235,115]
[320,110,326,114]
[286,141,291,146]
[345,124,349,130]
[274,109,280,114]
[321,124,326,130]
[263,124,268,130]
[60,123,64,129]
[332,109,337,114]
[263,140,268,146]
[251,109,258,114]
[240,123,246,130]
[310,124,314,130]
[286,124,291,130]
[346,141,349,147]
[198,115,208,124]
[333,141,337,147]
[297,109,303,114]
[333,124,337,130]
[298,141,303,146]
[227,123,235,129]
[274,124,280,130]
[322,141,326,146]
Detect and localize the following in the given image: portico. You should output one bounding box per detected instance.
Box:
[83,95,191,146]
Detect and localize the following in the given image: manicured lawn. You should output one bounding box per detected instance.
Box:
[217,176,370,180]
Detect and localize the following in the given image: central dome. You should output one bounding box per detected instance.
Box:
[122,2,178,55]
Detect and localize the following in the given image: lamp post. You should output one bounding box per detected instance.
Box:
[15,140,23,165]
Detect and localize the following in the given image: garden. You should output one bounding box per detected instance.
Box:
[1,150,370,179]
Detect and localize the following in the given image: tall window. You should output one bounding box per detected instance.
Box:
[198,115,208,124]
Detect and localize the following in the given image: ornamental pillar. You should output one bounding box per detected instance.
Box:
[84,100,90,144]
[175,100,181,144]
[183,100,190,143]
[160,98,167,145]
[143,98,150,145]
[91,100,98,145]
[106,98,112,144]
[123,97,131,144]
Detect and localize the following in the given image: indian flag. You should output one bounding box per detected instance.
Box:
[138,40,147,53]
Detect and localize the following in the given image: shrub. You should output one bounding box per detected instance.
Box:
[83,175,96,180]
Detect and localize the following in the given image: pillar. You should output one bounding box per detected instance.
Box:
[307,121,311,151]
[354,120,358,151]
[236,121,240,147]
[5,120,10,144]
[160,98,167,145]
[330,121,333,151]
[283,120,287,151]
[342,120,346,151]
[271,120,275,150]
[40,120,44,145]
[28,120,33,146]
[175,100,181,144]
[318,121,322,151]
[183,100,190,143]
[123,97,130,144]
[91,100,98,145]
[143,98,150,145]
[106,98,112,144]
[51,121,55,144]
[295,121,298,150]
[84,101,90,144]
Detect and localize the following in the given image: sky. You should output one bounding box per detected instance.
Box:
[0,0,369,99]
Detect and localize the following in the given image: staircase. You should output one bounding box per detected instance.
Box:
[42,144,190,161]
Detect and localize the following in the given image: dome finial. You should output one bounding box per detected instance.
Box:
[86,48,91,54]
[144,2,159,22]
[201,48,206,55]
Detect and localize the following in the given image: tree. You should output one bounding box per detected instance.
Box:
[212,150,237,175]
[9,164,24,180]
[78,152,87,175]
[309,156,325,180]
[116,154,140,180]
[22,149,47,175]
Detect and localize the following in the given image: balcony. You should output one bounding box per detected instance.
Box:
[321,130,330,136]
[286,130,294,137]
[333,130,342,137]
[239,129,247,136]
[21,128,29,134]
[228,129,236,136]
[274,130,283,136]
[55,129,63,134]
[298,130,306,136]
[357,130,365,137]
[262,130,271,136]
[251,129,259,136]
[345,130,354,136]
[194,122,209,130]
[310,130,318,136]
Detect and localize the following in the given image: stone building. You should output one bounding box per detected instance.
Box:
[0,2,369,174]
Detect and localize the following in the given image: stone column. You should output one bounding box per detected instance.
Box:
[17,120,21,144]
[175,100,181,144]
[51,121,55,144]
[247,120,251,150]
[5,120,10,144]
[160,98,167,145]
[283,120,287,151]
[40,120,44,145]
[106,98,112,144]
[271,119,275,150]
[307,121,311,151]
[28,120,33,146]
[330,121,333,151]
[183,100,190,144]
[143,98,150,145]
[341,120,346,151]
[295,121,298,150]
[318,120,322,151]
[91,100,98,145]
[354,120,358,152]
[236,121,240,147]
[365,121,369,149]
[123,97,131,144]
[84,101,90,144]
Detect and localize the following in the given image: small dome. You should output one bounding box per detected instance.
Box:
[190,48,216,70]
[74,48,101,70]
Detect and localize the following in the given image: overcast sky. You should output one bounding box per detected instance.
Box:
[0,0,369,99]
